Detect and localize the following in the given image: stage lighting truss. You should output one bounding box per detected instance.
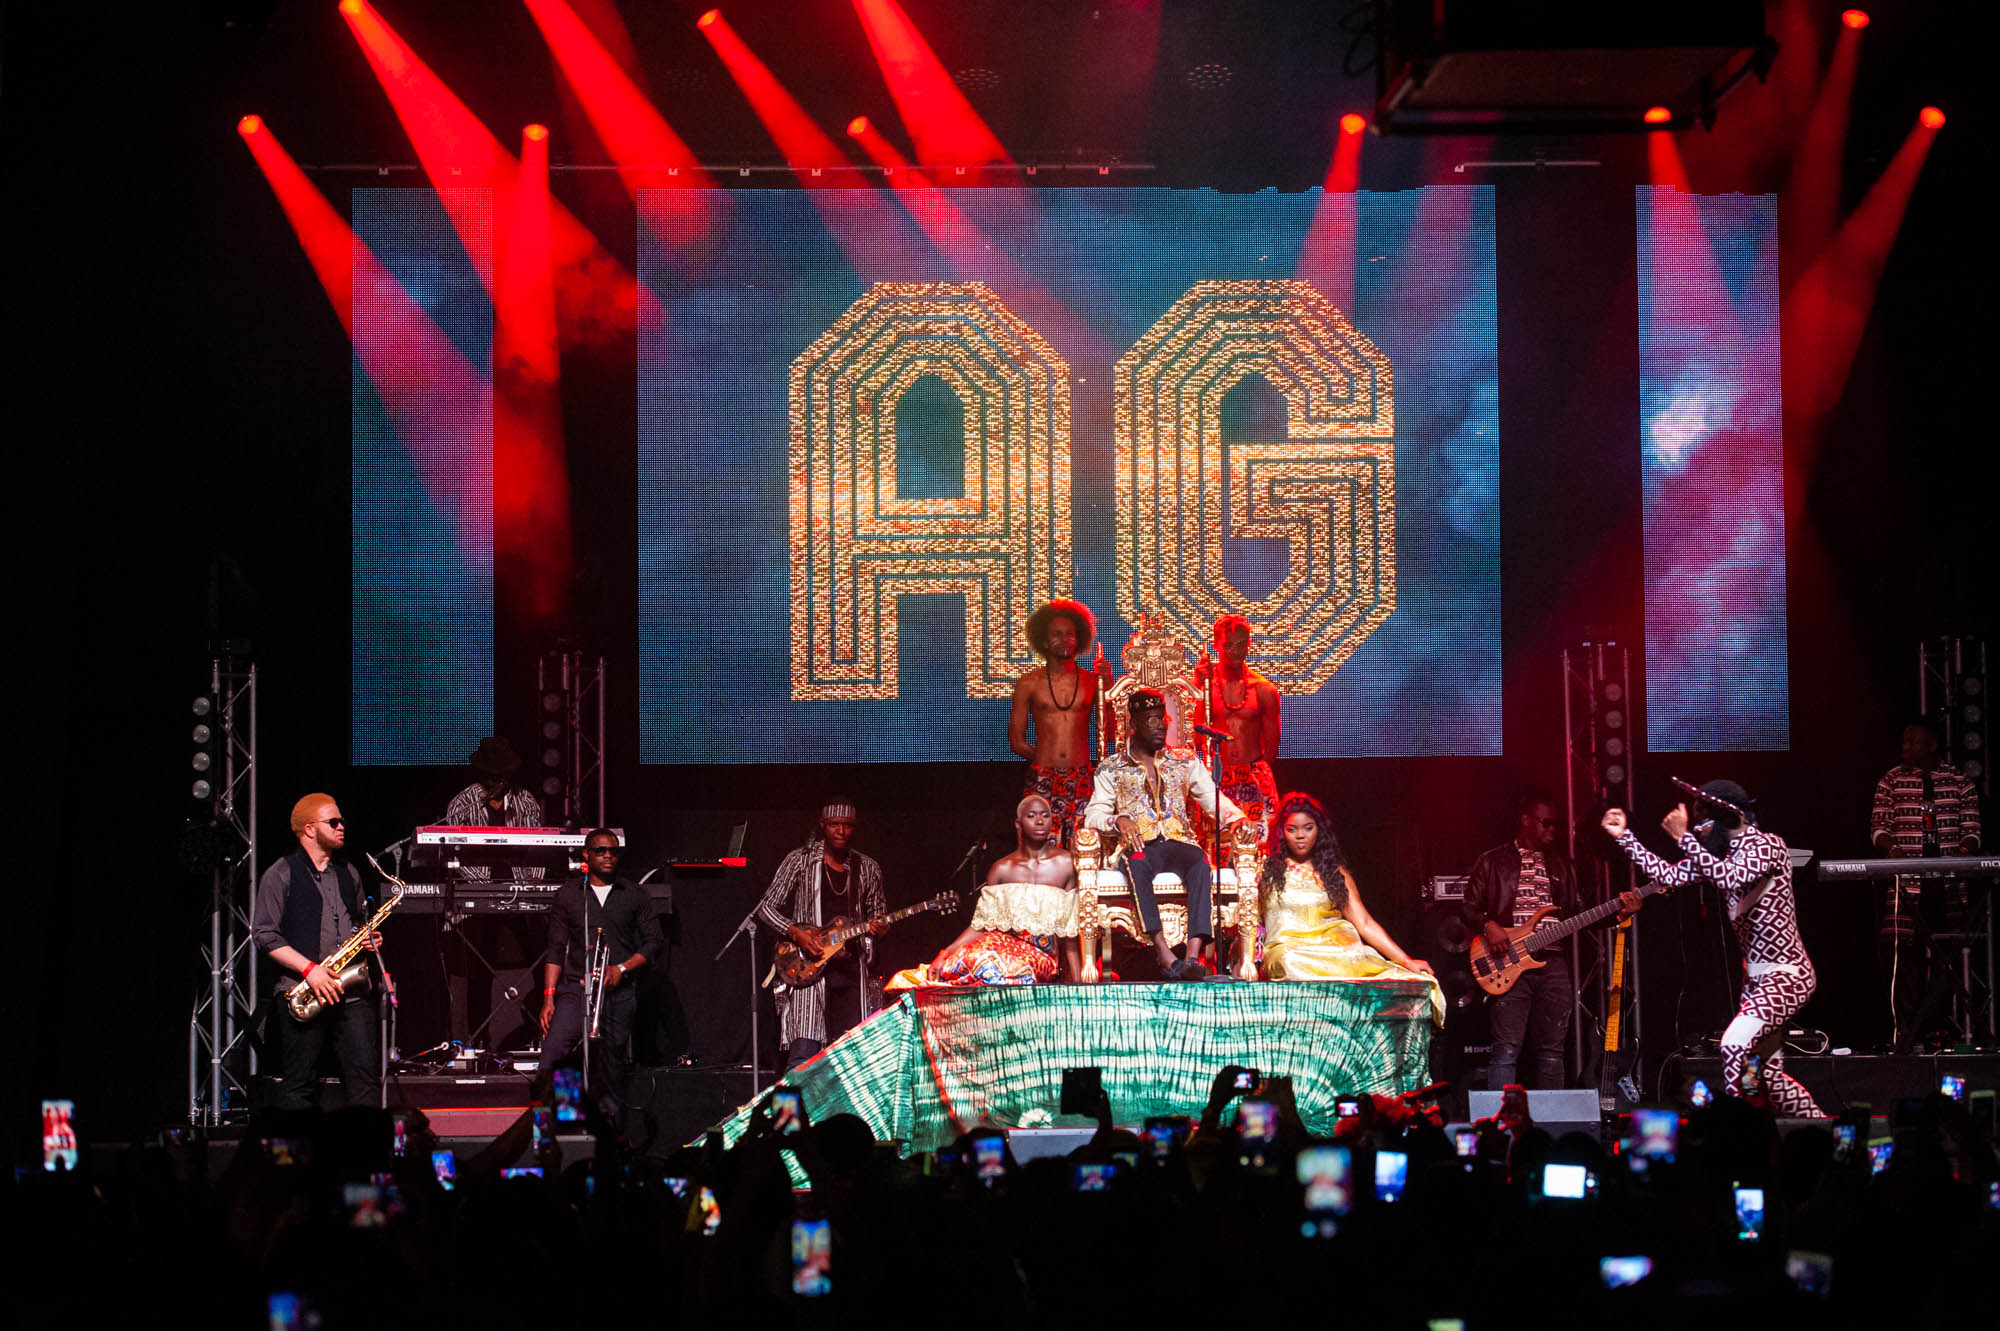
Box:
[536,648,605,829]
[1922,636,1989,794]
[1563,642,1639,1095]
[187,654,259,1125]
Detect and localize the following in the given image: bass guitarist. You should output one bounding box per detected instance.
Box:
[755,799,888,1070]
[1462,795,1640,1091]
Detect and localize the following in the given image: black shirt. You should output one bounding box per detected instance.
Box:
[545,876,664,983]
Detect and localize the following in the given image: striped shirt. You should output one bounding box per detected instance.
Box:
[1512,848,1553,927]
[1871,763,1981,856]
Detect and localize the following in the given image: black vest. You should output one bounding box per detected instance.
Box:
[277,849,364,960]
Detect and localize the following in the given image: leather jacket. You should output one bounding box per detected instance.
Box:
[1462,841,1579,934]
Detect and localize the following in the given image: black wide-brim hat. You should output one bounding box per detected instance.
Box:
[1697,779,1756,822]
[1025,599,1096,657]
[469,735,522,777]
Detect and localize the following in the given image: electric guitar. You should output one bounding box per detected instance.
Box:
[1598,917,1642,1114]
[1468,882,1665,996]
[770,892,960,988]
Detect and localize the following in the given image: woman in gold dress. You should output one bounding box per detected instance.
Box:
[1239,792,1444,1025]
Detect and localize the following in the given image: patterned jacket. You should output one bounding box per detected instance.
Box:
[1082,742,1244,847]
[754,841,886,1048]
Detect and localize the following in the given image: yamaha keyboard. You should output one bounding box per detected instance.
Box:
[390,881,563,914]
[1816,855,2000,881]
[410,825,617,876]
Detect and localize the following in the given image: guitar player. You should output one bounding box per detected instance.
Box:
[1463,796,1642,1091]
[754,799,889,1070]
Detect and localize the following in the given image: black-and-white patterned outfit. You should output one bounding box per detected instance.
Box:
[1617,825,1827,1117]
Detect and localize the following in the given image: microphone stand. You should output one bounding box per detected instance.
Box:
[716,894,767,1097]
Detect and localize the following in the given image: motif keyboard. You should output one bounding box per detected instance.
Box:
[390,881,563,914]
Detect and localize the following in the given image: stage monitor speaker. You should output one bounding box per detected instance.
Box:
[486,966,540,1052]
[1467,1088,1602,1136]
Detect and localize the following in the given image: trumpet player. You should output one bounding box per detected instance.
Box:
[539,828,662,1107]
[252,794,383,1110]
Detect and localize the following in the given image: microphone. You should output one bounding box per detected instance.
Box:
[1192,724,1228,741]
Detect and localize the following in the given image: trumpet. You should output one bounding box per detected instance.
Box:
[586,926,609,1039]
[287,854,406,1022]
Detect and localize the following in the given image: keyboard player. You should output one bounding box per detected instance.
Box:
[442,736,546,882]
[1871,717,1984,1046]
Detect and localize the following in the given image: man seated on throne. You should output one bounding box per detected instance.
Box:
[1082,689,1249,981]
[889,795,1083,989]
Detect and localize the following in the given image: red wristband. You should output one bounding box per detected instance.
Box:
[302,963,318,979]
[543,986,555,995]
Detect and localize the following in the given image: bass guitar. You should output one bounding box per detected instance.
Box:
[1468,882,1665,996]
[770,891,960,988]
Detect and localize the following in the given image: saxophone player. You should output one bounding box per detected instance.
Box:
[251,794,384,1110]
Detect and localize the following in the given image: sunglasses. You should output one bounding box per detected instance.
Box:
[319,818,345,829]
[586,845,621,855]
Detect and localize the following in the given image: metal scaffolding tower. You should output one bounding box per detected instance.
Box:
[536,649,606,828]
[1562,643,1639,1089]
[188,655,259,1124]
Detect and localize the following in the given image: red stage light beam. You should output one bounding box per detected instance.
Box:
[1841,9,1869,29]
[522,0,713,247]
[699,11,853,177]
[1296,111,1367,312]
[341,0,637,346]
[237,117,493,541]
[1643,105,1672,125]
[1646,125,1691,192]
[1785,110,1943,435]
[850,0,1015,172]
[1781,11,1864,288]
[1919,105,1945,130]
[494,121,571,628]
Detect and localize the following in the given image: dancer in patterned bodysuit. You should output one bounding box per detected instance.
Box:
[1604,780,1828,1118]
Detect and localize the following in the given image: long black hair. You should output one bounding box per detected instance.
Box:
[1259,792,1348,911]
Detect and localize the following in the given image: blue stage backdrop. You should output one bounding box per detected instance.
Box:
[1635,188,1787,752]
[637,187,1501,764]
[350,188,495,765]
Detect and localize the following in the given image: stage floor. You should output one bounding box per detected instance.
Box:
[710,978,1436,1153]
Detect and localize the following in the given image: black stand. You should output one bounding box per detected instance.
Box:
[715,903,766,1096]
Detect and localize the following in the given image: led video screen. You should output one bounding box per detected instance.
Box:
[350,188,495,765]
[637,187,1501,763]
[1636,188,1787,752]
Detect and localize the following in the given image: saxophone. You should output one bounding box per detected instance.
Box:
[286,854,407,1022]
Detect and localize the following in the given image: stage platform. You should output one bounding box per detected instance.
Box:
[709,979,1435,1153]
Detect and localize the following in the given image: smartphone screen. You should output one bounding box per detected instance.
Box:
[1237,1098,1280,1170]
[1374,1149,1409,1203]
[40,1100,78,1173]
[344,1181,388,1228]
[530,1104,553,1152]
[1786,1250,1833,1297]
[1631,1107,1678,1163]
[970,1133,1007,1186]
[1867,1140,1893,1174]
[553,1066,584,1123]
[1143,1116,1189,1162]
[663,1176,690,1198]
[1689,1078,1713,1108]
[1940,1074,1966,1101]
[1452,1127,1479,1158]
[1296,1144,1352,1237]
[1335,1096,1360,1119]
[790,1217,832,1297]
[1599,1255,1653,1288]
[1733,1184,1766,1240]
[268,1292,317,1331]
[696,1185,721,1235]
[431,1149,456,1191]
[1072,1161,1117,1192]
[770,1087,805,1136]
[391,1116,409,1158]
[1060,1066,1103,1115]
[1231,1068,1260,1093]
[1832,1122,1856,1164]
[502,1166,545,1180]
[1541,1162,1588,1200]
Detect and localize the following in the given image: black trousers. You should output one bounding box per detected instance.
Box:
[783,956,866,1072]
[1486,951,1571,1090]
[542,980,638,1107]
[1125,838,1213,939]
[276,994,382,1110]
